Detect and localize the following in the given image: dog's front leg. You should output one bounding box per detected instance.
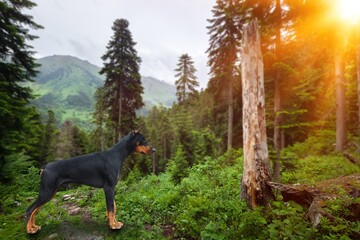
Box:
[104,186,123,229]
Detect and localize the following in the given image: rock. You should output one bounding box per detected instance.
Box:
[62,194,73,201]
[69,206,81,215]
[47,233,59,239]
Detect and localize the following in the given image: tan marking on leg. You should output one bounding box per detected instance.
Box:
[26,207,41,234]
[108,211,123,229]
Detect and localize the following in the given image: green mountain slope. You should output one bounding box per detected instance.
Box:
[141,76,177,107]
[29,55,176,130]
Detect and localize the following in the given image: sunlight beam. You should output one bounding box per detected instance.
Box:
[337,0,360,24]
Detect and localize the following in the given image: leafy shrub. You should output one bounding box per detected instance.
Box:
[317,197,360,239]
[173,155,255,239]
[282,155,360,184]
[282,130,336,159]
[167,144,189,184]
[21,165,41,192]
[1,147,358,239]
[267,201,316,239]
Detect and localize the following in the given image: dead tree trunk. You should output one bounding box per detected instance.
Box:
[240,19,274,209]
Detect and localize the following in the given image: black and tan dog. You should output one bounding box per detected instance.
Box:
[26,129,155,234]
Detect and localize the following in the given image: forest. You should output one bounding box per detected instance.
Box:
[1,0,360,239]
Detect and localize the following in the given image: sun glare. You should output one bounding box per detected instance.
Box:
[337,0,360,23]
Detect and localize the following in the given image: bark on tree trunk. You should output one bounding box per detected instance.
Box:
[273,0,282,182]
[335,49,347,151]
[273,74,282,181]
[228,77,233,151]
[118,84,123,140]
[240,19,274,209]
[357,45,360,136]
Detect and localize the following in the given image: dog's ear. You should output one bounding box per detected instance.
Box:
[130,128,141,138]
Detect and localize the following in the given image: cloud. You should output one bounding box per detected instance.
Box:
[29,0,215,88]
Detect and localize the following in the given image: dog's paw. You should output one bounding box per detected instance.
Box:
[26,224,41,234]
[110,221,123,230]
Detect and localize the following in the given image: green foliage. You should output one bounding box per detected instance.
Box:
[206,0,243,99]
[282,130,337,159]
[191,127,221,163]
[0,147,359,239]
[167,144,189,184]
[281,130,360,184]
[317,197,360,239]
[282,155,360,184]
[0,0,44,162]
[267,201,316,239]
[145,105,175,173]
[0,152,32,185]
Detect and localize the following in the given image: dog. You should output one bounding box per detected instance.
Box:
[26,129,155,234]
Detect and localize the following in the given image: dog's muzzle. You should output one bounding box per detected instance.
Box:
[150,146,156,153]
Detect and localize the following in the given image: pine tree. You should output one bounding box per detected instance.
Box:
[0,0,42,160]
[206,0,244,150]
[41,110,58,164]
[56,120,87,159]
[168,144,188,184]
[92,87,107,151]
[174,54,199,103]
[99,19,144,140]
[146,105,174,173]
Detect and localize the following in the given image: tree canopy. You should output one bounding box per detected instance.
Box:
[99,18,144,140]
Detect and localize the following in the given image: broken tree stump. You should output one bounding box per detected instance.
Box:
[267,173,360,227]
[240,19,274,208]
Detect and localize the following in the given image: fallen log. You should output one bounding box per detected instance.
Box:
[267,173,360,227]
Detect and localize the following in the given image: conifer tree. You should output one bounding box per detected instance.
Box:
[174,54,199,103]
[92,87,107,151]
[56,120,87,159]
[99,19,144,140]
[168,144,188,184]
[41,110,58,164]
[0,0,42,160]
[207,0,243,150]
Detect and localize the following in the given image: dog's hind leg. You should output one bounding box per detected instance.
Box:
[26,170,58,234]
[104,185,123,230]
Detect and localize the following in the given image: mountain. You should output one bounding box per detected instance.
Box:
[141,76,177,107]
[29,55,176,130]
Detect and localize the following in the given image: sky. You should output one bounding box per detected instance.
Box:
[28,0,216,88]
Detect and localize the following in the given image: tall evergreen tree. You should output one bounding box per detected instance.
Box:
[40,110,58,164]
[56,120,87,159]
[206,0,244,150]
[99,19,144,140]
[0,0,42,160]
[174,54,199,103]
[92,87,107,151]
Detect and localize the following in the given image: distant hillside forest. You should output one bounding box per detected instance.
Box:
[1,0,360,239]
[27,55,176,130]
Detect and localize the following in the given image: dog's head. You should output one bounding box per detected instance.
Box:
[130,128,155,155]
